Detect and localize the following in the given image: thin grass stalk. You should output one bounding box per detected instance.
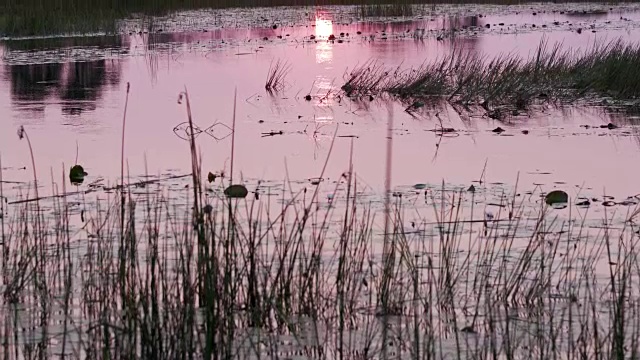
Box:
[118,83,131,332]
[380,101,394,360]
[222,88,238,360]
[0,157,3,248]
[336,137,354,360]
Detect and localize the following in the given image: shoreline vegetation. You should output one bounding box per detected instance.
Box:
[1,88,640,358]
[0,0,631,37]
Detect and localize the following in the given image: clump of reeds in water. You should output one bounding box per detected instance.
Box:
[342,39,640,118]
[265,59,292,93]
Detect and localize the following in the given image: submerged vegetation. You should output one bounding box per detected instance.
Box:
[342,39,640,118]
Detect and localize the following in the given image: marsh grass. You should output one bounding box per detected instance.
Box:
[265,59,292,93]
[2,98,640,359]
[358,3,417,18]
[342,39,640,118]
[4,178,640,359]
[0,0,629,37]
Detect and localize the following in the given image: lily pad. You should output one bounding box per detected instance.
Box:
[69,165,88,185]
[310,177,324,185]
[576,199,591,207]
[413,183,427,190]
[224,184,248,198]
[545,190,568,206]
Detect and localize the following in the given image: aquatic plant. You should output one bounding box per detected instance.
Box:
[341,39,640,118]
[68,164,88,184]
[265,58,292,93]
[2,167,640,359]
[358,3,416,18]
[0,0,611,37]
[2,90,640,359]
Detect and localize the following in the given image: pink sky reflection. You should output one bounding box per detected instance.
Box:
[1,13,640,201]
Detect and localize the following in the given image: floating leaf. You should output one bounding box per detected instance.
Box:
[619,199,637,206]
[600,122,618,130]
[467,185,476,193]
[545,190,568,206]
[310,177,323,185]
[460,326,477,334]
[413,183,427,190]
[207,172,216,183]
[69,165,88,185]
[576,199,591,207]
[224,184,248,198]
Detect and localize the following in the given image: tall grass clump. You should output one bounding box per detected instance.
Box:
[265,59,292,93]
[2,91,640,359]
[342,39,640,118]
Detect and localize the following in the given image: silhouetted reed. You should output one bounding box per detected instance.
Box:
[265,59,292,93]
[2,92,640,359]
[342,39,640,118]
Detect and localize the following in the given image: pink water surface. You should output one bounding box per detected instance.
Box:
[1,5,640,201]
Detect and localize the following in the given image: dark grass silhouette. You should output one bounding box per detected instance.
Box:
[2,89,640,359]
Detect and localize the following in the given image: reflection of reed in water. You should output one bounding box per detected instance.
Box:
[143,33,160,84]
[145,50,160,85]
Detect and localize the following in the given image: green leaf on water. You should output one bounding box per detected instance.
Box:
[224,184,248,198]
[413,183,427,190]
[69,165,88,185]
[545,190,568,205]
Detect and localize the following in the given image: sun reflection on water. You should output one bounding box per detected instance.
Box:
[315,17,333,64]
[314,17,333,39]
